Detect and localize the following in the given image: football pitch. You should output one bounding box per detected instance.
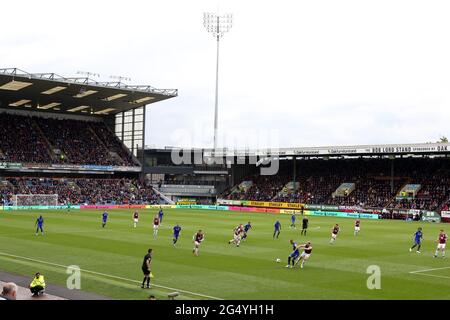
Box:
[0,208,449,300]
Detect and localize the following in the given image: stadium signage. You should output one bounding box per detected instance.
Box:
[4,164,142,173]
[441,211,450,218]
[204,143,450,157]
[420,211,441,222]
[0,162,22,169]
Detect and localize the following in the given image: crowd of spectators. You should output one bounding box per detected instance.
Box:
[0,113,137,166]
[90,123,135,166]
[0,115,53,163]
[223,158,450,212]
[0,177,159,205]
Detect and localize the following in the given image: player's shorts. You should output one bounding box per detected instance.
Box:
[134,218,139,223]
[153,225,159,230]
[174,233,179,239]
[302,225,308,229]
[234,234,241,241]
[414,240,421,245]
[194,241,201,247]
[355,227,360,231]
[142,267,150,276]
[300,252,311,259]
[437,243,446,250]
[289,252,300,259]
[331,233,337,239]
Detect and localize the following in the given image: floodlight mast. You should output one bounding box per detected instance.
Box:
[203,12,233,153]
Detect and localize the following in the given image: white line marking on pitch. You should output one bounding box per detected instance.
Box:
[0,251,223,300]
[409,273,450,280]
[409,266,450,274]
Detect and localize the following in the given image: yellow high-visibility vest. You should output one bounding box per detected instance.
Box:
[30,275,46,288]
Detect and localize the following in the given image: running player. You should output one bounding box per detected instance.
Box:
[354,219,361,236]
[329,224,339,244]
[173,224,182,246]
[434,229,447,258]
[290,214,296,229]
[286,239,300,268]
[228,224,244,247]
[35,215,44,236]
[296,241,313,268]
[101,211,108,228]
[273,220,281,238]
[153,216,160,238]
[141,248,152,289]
[301,216,309,236]
[133,211,139,228]
[241,222,252,241]
[158,207,164,225]
[193,230,204,256]
[410,227,423,253]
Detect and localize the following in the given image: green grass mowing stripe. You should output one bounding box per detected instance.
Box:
[0,251,223,300]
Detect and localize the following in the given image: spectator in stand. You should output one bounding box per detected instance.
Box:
[0,282,18,300]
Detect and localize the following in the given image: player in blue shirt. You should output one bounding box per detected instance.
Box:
[273,220,281,238]
[173,224,182,246]
[158,207,164,224]
[35,215,44,236]
[290,214,296,229]
[102,211,108,228]
[241,222,252,241]
[286,239,300,268]
[410,227,423,253]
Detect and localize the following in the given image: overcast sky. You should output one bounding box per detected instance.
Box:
[2,0,450,149]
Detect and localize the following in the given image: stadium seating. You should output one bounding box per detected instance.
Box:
[223,158,450,212]
[0,177,159,205]
[0,114,137,166]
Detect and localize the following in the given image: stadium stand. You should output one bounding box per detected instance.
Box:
[0,114,137,166]
[223,158,450,212]
[0,177,159,206]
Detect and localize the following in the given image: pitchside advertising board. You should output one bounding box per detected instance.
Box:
[420,210,441,222]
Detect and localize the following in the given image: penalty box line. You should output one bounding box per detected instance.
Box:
[0,251,223,300]
[409,266,450,280]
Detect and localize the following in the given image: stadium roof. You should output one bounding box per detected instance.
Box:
[147,142,450,158]
[0,68,177,116]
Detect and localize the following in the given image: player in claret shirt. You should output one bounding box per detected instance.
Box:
[354,219,361,236]
[228,224,244,247]
[295,241,313,269]
[434,230,447,258]
[410,227,423,253]
[132,211,139,228]
[329,224,340,244]
[193,230,204,256]
[153,216,160,239]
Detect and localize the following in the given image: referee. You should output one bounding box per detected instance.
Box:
[141,249,152,289]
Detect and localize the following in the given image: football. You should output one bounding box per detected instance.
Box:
[276,258,281,263]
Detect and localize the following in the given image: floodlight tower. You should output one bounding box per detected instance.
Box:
[203,12,233,152]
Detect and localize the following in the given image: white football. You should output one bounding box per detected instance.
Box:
[276,258,281,263]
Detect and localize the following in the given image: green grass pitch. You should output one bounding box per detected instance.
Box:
[0,208,449,300]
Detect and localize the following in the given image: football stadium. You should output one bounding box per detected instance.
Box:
[0,68,449,300]
[1,1,450,304]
